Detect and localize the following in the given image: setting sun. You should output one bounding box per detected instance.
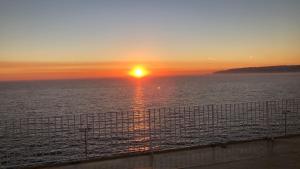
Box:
[129,66,149,78]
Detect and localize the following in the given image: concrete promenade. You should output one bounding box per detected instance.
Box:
[42,136,300,169]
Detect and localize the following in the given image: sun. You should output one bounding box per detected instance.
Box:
[129,66,149,78]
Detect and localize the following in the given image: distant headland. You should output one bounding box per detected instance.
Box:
[215,65,300,74]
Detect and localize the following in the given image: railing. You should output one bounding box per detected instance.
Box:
[0,99,300,168]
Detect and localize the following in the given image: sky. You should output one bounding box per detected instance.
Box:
[0,0,300,81]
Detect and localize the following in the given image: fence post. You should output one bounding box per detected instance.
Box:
[79,127,89,159]
[266,101,269,139]
[84,128,88,159]
[212,105,215,140]
[148,109,153,154]
[266,101,273,140]
[283,99,289,137]
[147,109,156,169]
[283,109,290,137]
[284,111,287,136]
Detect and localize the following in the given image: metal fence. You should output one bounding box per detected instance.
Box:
[0,99,300,168]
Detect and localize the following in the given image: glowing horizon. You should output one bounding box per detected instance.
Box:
[1,60,299,81]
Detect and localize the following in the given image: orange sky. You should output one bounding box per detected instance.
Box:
[1,59,299,81]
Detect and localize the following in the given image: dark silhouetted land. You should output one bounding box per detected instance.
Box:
[215,65,300,74]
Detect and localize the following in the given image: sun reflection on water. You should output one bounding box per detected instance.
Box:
[128,81,151,152]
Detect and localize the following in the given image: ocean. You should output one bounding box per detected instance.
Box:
[0,73,299,120]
